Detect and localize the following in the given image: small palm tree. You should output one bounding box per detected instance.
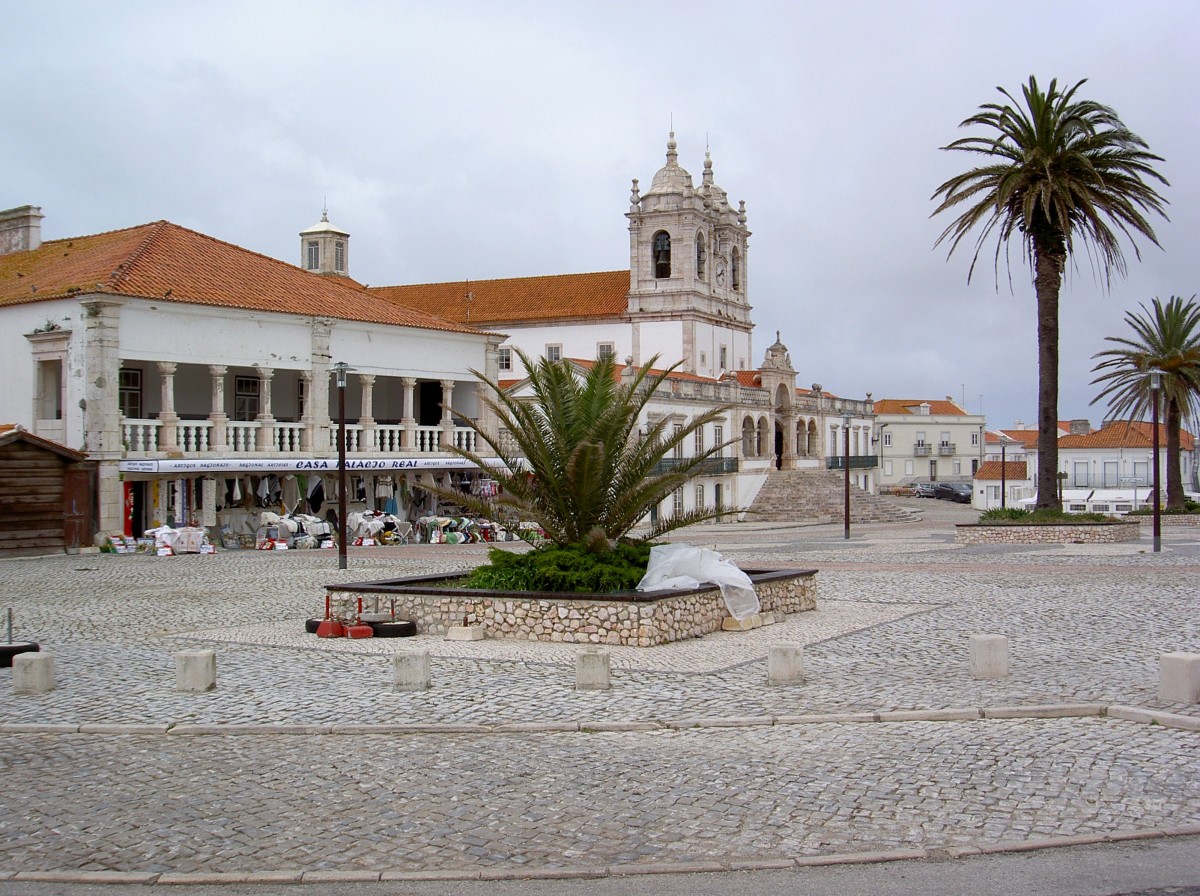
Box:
[932,76,1169,509]
[445,349,731,549]
[1091,295,1200,509]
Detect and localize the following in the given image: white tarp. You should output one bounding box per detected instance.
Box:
[637,543,760,620]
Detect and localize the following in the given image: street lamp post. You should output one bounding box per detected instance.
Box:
[333,361,353,570]
[1150,369,1161,553]
[842,414,851,540]
[999,435,1015,509]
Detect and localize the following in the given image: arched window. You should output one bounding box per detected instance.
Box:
[695,232,706,279]
[731,247,741,290]
[653,231,671,279]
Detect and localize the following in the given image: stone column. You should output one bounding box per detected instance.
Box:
[81,297,125,532]
[208,365,228,454]
[156,362,179,452]
[310,320,333,454]
[254,365,276,452]
[780,409,797,470]
[298,370,315,452]
[440,379,455,449]
[401,377,417,449]
[358,373,377,452]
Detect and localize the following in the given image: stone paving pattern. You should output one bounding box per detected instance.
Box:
[0,499,1197,876]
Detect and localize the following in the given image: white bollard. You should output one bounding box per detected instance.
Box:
[176,650,216,693]
[575,647,611,691]
[969,634,1009,680]
[767,643,804,686]
[394,650,431,692]
[1159,652,1200,704]
[13,652,54,695]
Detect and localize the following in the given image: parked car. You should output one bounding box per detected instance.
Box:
[913,482,938,498]
[933,482,973,503]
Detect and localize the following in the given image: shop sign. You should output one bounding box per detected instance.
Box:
[119,457,509,474]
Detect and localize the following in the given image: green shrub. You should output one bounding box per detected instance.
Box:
[462,541,655,593]
[978,507,1118,524]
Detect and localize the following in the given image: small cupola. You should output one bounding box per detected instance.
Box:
[299,206,350,277]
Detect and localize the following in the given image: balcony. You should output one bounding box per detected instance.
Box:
[937,442,956,456]
[121,419,478,458]
[913,444,932,456]
[651,456,740,476]
[826,455,879,470]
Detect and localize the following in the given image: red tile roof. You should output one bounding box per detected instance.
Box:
[1058,420,1195,451]
[874,399,970,416]
[369,270,631,325]
[974,460,1029,480]
[0,222,486,335]
[987,429,1040,449]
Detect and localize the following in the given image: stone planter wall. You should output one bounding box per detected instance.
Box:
[328,569,816,647]
[955,521,1142,545]
[1159,514,1200,527]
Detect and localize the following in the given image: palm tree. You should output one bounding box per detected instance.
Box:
[931,76,1169,509]
[443,349,731,549]
[1091,295,1200,510]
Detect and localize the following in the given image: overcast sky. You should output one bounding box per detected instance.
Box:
[6,1,1198,431]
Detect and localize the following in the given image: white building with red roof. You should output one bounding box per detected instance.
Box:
[872,398,986,491]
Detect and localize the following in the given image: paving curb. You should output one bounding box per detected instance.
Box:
[10,828,1200,885]
[1,704,1196,737]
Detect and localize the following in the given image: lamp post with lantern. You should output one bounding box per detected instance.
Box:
[332,361,354,570]
[842,414,852,540]
[1150,369,1161,553]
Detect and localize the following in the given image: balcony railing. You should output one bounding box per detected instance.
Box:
[913,444,932,456]
[937,442,956,456]
[651,456,740,476]
[123,418,478,458]
[826,455,879,470]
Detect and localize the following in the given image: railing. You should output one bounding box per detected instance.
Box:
[826,455,879,470]
[913,444,932,456]
[937,443,956,456]
[123,420,161,453]
[176,422,211,453]
[273,423,305,453]
[651,457,739,476]
[122,416,481,460]
[227,421,259,453]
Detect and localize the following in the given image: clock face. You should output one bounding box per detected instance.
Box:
[716,264,727,285]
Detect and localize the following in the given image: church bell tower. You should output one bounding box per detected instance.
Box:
[625,133,753,375]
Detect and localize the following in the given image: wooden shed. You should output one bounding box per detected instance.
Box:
[0,428,97,555]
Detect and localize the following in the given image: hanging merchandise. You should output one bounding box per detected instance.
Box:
[281,475,301,515]
[306,476,324,513]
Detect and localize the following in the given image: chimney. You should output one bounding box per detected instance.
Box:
[1069,419,1091,435]
[0,205,45,255]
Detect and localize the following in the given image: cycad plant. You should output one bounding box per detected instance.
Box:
[445,349,732,550]
[932,76,1169,509]
[1091,295,1200,510]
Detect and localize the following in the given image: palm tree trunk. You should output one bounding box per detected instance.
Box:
[1165,396,1184,510]
[1033,233,1066,510]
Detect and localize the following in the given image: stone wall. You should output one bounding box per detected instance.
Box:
[954,522,1141,545]
[329,569,816,647]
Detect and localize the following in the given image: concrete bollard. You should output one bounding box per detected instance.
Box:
[969,634,1009,680]
[1159,652,1200,704]
[575,647,611,691]
[176,650,216,693]
[13,652,54,695]
[394,650,431,692]
[767,643,804,686]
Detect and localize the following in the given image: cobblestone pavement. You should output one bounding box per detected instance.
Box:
[0,501,1198,879]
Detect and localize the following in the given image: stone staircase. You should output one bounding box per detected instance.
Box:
[748,469,915,524]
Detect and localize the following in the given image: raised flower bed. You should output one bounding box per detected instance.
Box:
[326,568,817,647]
